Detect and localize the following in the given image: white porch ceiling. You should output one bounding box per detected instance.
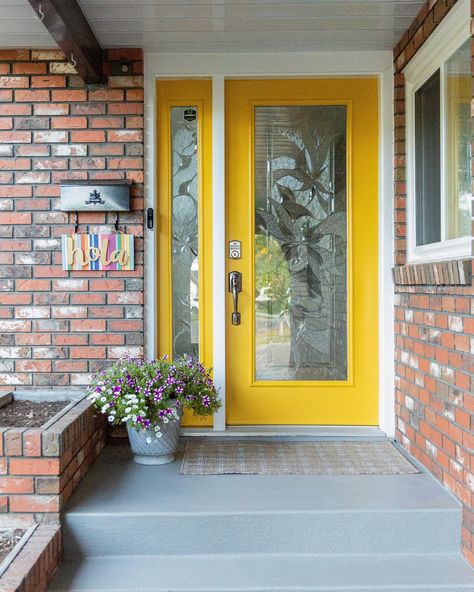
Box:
[0,0,424,53]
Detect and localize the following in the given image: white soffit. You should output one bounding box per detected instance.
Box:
[0,0,424,52]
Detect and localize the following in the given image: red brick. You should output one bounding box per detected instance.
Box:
[70,293,106,305]
[31,75,66,88]
[9,458,60,475]
[16,360,52,373]
[16,279,51,291]
[9,494,60,512]
[0,477,34,493]
[0,103,31,115]
[90,333,124,345]
[0,50,30,60]
[13,62,47,75]
[70,347,106,359]
[126,116,143,129]
[0,212,31,224]
[0,158,31,170]
[109,320,142,331]
[15,89,50,102]
[54,335,88,346]
[108,129,143,142]
[88,88,124,101]
[91,117,123,129]
[70,130,106,143]
[0,131,31,143]
[108,157,142,169]
[70,320,106,332]
[53,361,87,372]
[51,116,87,129]
[51,89,87,102]
[22,431,42,457]
[0,117,12,130]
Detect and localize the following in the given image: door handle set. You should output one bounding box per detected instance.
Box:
[228,271,242,325]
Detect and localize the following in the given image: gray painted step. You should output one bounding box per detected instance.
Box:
[63,508,461,557]
[49,553,474,591]
[62,446,461,558]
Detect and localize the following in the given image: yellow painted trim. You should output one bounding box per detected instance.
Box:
[156,79,213,427]
[225,78,379,426]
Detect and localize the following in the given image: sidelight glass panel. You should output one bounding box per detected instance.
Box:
[254,105,347,381]
[171,106,199,358]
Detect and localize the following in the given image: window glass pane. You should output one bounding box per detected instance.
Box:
[171,106,199,358]
[415,69,441,246]
[445,39,471,239]
[254,105,347,381]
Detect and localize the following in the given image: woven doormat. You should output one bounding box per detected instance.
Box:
[180,440,419,475]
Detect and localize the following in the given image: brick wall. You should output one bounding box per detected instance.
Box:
[0,48,144,390]
[393,0,474,565]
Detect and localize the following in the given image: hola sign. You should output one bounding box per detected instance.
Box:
[61,233,134,271]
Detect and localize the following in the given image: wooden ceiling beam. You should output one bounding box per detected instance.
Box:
[28,0,104,84]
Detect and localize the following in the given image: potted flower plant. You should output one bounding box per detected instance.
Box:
[87,355,221,465]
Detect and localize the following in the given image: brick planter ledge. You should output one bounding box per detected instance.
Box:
[0,391,105,522]
[0,524,61,592]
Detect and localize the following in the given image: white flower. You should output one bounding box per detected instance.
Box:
[101,404,109,413]
[146,437,152,444]
[125,407,131,413]
[108,416,115,423]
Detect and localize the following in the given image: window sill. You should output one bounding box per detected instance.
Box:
[392,258,472,286]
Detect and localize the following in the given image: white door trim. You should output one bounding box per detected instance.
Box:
[144,51,394,436]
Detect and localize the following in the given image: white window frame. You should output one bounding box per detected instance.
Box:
[404,0,471,263]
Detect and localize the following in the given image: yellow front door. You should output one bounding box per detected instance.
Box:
[226,78,379,425]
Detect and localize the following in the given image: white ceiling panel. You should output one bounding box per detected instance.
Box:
[0,0,424,52]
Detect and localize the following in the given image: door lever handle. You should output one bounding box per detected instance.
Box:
[228,271,242,325]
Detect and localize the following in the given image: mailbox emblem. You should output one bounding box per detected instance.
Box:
[85,189,105,206]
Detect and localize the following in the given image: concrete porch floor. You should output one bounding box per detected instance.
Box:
[49,441,474,591]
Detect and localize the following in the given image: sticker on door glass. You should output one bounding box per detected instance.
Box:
[183,108,197,122]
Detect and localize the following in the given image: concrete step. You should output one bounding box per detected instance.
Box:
[49,553,474,591]
[62,507,461,557]
[61,446,461,559]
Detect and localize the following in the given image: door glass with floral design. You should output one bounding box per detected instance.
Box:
[171,106,199,358]
[254,105,347,381]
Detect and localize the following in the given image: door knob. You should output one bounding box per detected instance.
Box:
[228,271,242,325]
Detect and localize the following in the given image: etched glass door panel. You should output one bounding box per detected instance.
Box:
[254,105,347,381]
[171,106,199,358]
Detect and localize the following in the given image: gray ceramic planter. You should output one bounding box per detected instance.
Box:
[127,406,183,465]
